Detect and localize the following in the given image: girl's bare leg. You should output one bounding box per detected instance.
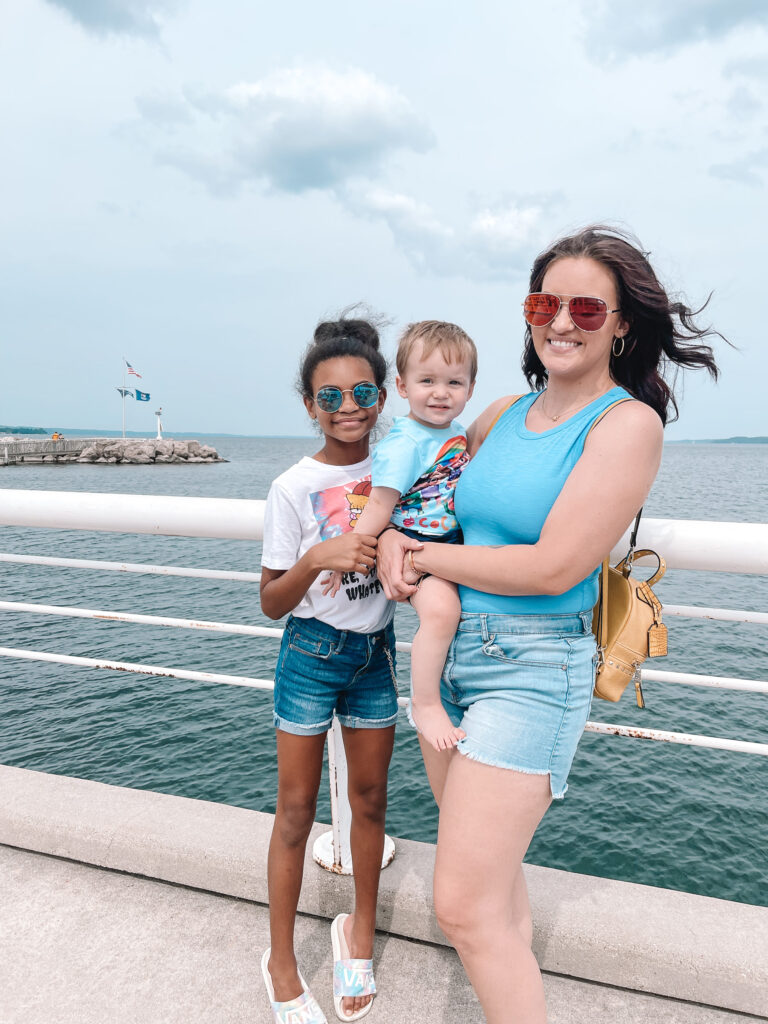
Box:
[431,752,552,1023]
[266,730,327,1002]
[409,576,465,751]
[338,723,396,1018]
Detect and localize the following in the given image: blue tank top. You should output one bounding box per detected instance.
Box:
[454,386,632,615]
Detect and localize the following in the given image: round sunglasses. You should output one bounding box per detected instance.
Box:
[314,381,380,413]
[523,293,620,333]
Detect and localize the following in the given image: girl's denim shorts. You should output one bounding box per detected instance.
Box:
[273,615,399,736]
[438,611,596,799]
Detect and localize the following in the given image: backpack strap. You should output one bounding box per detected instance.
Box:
[479,394,523,446]
[590,397,642,667]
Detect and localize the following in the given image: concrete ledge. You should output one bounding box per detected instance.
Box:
[1,764,766,1016]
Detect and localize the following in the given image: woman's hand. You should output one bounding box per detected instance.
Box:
[377,529,423,601]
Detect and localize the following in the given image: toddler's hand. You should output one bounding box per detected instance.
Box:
[321,571,344,597]
[402,558,423,586]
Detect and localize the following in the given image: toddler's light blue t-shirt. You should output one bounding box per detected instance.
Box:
[373,416,469,537]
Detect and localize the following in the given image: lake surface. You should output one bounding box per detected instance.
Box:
[0,439,766,906]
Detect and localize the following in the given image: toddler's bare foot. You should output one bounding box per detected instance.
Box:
[411,702,466,752]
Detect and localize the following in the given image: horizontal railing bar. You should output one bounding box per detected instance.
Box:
[0,490,766,572]
[0,489,264,540]
[1,553,767,625]
[0,552,261,582]
[584,721,768,756]
[1,554,767,625]
[0,646,274,689]
[0,600,282,639]
[663,604,768,625]
[641,669,768,693]
[2,600,767,694]
[0,645,764,756]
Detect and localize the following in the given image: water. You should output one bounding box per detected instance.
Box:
[1,440,766,907]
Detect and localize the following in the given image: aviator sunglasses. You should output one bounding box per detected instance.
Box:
[523,293,621,333]
[314,381,380,413]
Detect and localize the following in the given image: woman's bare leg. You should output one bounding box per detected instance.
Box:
[432,753,552,1023]
[419,740,534,947]
[266,730,327,1001]
[409,577,465,751]
[338,723,396,1017]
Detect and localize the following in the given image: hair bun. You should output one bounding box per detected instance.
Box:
[314,317,380,351]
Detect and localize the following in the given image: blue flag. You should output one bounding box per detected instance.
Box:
[135,390,150,401]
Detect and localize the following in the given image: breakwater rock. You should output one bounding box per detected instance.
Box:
[77,439,226,464]
[1,438,227,465]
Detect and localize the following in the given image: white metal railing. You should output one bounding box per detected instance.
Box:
[1,489,767,871]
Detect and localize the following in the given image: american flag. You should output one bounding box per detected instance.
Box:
[125,359,142,379]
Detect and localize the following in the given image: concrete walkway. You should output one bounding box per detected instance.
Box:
[1,844,765,1024]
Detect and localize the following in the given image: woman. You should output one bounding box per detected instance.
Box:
[378,226,721,1023]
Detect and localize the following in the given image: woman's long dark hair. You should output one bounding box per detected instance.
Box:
[521,225,725,424]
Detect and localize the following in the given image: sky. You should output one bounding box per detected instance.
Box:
[1,0,767,439]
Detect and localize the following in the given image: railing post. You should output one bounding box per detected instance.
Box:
[312,715,396,875]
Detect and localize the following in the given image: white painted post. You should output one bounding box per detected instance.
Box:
[155,408,163,440]
[312,716,396,875]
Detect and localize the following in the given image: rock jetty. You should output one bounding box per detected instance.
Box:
[1,438,227,465]
[77,439,226,464]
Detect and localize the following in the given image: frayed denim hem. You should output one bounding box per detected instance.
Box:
[457,742,568,800]
[336,712,399,730]
[273,713,332,736]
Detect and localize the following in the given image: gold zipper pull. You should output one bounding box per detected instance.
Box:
[633,671,646,709]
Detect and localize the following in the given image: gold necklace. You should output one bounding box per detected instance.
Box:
[540,389,608,422]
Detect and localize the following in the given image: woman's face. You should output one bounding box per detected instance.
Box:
[531,256,629,384]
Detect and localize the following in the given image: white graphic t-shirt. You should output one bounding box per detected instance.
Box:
[262,455,393,633]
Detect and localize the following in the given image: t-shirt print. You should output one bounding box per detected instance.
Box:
[397,435,469,532]
[309,474,384,604]
[309,476,372,539]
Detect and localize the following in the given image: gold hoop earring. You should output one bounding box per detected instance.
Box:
[612,336,625,358]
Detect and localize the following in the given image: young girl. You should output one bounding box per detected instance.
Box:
[260,316,397,1024]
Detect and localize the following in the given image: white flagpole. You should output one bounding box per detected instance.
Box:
[122,360,126,438]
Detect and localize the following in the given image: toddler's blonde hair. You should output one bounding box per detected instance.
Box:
[396,321,478,382]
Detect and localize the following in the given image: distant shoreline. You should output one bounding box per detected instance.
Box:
[2,426,766,445]
[667,437,768,445]
[0,426,311,440]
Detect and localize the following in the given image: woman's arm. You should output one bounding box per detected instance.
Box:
[260,531,379,619]
[408,401,663,596]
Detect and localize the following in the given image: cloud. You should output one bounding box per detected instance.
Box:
[150,67,433,194]
[135,93,193,127]
[724,86,763,121]
[585,0,768,56]
[344,187,546,281]
[44,0,180,37]
[710,148,768,187]
[139,64,544,282]
[724,56,768,80]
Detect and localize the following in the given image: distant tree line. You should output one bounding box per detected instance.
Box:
[0,425,47,434]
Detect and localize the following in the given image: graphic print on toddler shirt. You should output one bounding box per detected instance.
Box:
[398,435,469,529]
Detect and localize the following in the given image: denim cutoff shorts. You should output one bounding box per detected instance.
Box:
[273,615,399,736]
[438,611,596,798]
